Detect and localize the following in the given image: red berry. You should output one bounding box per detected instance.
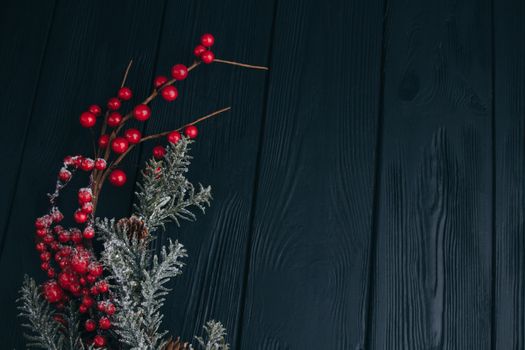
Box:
[88,263,103,277]
[41,262,49,271]
[153,145,166,159]
[95,158,107,170]
[171,64,188,80]
[78,188,92,203]
[161,85,178,101]
[185,125,198,138]
[43,234,54,244]
[111,137,129,154]
[40,251,51,261]
[82,202,94,214]
[79,304,88,313]
[98,281,109,293]
[82,295,94,308]
[49,241,59,251]
[51,209,64,223]
[58,231,70,243]
[105,302,116,315]
[97,301,106,311]
[109,169,127,186]
[71,229,83,243]
[167,131,181,144]
[43,281,63,303]
[93,335,107,348]
[194,44,207,57]
[71,251,90,274]
[89,105,102,117]
[107,112,123,127]
[47,268,56,278]
[36,228,47,237]
[118,87,133,101]
[98,134,110,148]
[58,168,72,182]
[154,75,168,88]
[201,50,215,64]
[74,209,88,224]
[36,242,46,252]
[107,97,121,111]
[201,33,215,47]
[80,158,95,171]
[99,316,111,330]
[124,128,141,144]
[85,319,96,332]
[83,226,95,239]
[86,274,97,284]
[79,112,96,128]
[133,104,151,121]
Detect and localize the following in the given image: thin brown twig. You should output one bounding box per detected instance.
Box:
[121,59,133,88]
[213,58,268,70]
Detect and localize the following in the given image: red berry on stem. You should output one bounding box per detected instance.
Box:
[43,234,54,244]
[99,316,111,330]
[88,263,103,277]
[51,209,64,222]
[79,304,88,313]
[185,125,198,138]
[201,33,215,47]
[124,128,141,144]
[82,295,94,308]
[94,158,107,170]
[58,168,72,182]
[118,87,133,100]
[89,105,102,117]
[109,169,127,186]
[201,50,215,64]
[98,134,110,148]
[161,85,178,101]
[171,64,188,80]
[107,112,122,127]
[167,131,181,144]
[98,280,109,293]
[80,158,95,171]
[58,231,70,243]
[41,262,49,271]
[97,301,105,311]
[133,104,151,121]
[111,137,129,154]
[153,145,166,159]
[194,44,207,57]
[35,228,47,237]
[86,274,97,284]
[36,242,46,252]
[71,251,90,274]
[93,335,106,348]
[47,268,55,278]
[78,188,92,203]
[85,319,96,332]
[107,97,121,110]
[40,251,51,261]
[83,226,95,239]
[79,112,96,128]
[82,201,94,214]
[154,75,168,88]
[71,229,83,243]
[105,302,116,315]
[43,281,63,303]
[74,209,88,224]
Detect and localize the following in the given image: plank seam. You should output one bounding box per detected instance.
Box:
[0,0,59,257]
[362,0,389,348]
[233,0,279,348]
[490,0,497,346]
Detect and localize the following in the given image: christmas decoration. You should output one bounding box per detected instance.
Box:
[17,33,267,349]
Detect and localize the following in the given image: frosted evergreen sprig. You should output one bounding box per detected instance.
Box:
[17,276,64,350]
[195,320,230,350]
[134,137,212,231]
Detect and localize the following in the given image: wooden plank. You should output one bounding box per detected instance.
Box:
[494,0,525,348]
[368,0,493,348]
[132,0,275,345]
[0,1,167,347]
[237,0,384,348]
[0,0,56,249]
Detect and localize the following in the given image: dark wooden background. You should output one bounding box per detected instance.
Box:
[0,0,523,348]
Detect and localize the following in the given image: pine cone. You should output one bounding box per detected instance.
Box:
[164,337,191,350]
[117,215,149,240]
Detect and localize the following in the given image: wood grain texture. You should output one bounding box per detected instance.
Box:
[0,1,166,347]
[238,0,384,348]
[493,0,525,348]
[368,0,493,348]
[129,0,275,347]
[0,0,56,250]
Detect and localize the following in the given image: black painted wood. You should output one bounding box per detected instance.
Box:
[238,0,384,348]
[494,0,525,348]
[368,0,493,349]
[0,1,166,347]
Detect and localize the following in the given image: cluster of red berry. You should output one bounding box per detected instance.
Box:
[34,33,219,348]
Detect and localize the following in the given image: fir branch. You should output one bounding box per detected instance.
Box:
[134,138,212,232]
[17,276,64,350]
[60,301,84,349]
[195,321,229,350]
